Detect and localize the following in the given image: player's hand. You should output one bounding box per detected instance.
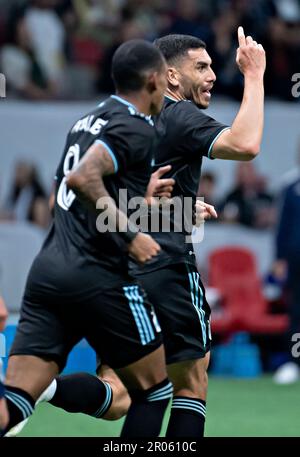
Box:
[0,297,8,333]
[128,232,161,264]
[146,165,175,203]
[0,398,9,431]
[194,200,218,226]
[236,26,266,78]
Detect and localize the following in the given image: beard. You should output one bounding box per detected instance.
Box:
[184,83,208,109]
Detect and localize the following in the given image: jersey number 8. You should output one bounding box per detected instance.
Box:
[57,144,80,211]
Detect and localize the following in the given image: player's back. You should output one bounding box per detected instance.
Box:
[26,95,156,301]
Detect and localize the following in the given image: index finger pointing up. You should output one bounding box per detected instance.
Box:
[238,26,246,46]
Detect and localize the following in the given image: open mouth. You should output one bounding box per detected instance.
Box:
[202,89,211,99]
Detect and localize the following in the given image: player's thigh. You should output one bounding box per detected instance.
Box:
[138,263,212,365]
[84,280,166,382]
[8,295,82,395]
[167,352,210,399]
[5,355,59,401]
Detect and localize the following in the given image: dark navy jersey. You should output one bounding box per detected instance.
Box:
[133,95,229,274]
[27,96,157,298]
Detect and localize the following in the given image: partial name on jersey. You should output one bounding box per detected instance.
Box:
[71,115,108,135]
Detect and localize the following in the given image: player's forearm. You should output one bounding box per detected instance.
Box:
[230,75,264,156]
[212,27,266,161]
[211,76,264,161]
[95,190,137,238]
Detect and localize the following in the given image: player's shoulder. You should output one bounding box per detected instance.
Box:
[164,98,208,123]
[70,96,154,139]
[100,96,154,133]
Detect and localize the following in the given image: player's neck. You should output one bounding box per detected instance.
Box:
[115,92,151,116]
[165,88,186,102]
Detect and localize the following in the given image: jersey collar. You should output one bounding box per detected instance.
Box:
[164,94,178,103]
[164,94,191,104]
[110,95,138,112]
[110,94,153,126]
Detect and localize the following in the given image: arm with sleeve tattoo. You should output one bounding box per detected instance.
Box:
[66,143,133,236]
[65,143,113,204]
[66,143,161,263]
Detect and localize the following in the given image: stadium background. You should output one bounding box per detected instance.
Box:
[0,0,300,436]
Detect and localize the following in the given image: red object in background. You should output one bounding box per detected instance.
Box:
[209,247,288,335]
[71,37,103,68]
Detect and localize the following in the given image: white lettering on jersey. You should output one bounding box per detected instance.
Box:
[71,115,108,135]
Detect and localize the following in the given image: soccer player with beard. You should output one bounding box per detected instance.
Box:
[129,27,265,437]
[8,27,265,439]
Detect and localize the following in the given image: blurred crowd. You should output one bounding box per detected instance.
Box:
[0,0,300,101]
[198,162,276,230]
[0,161,52,230]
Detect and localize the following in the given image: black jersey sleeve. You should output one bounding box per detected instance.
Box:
[174,101,229,160]
[94,115,154,173]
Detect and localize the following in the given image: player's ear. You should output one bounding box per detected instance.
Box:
[167,67,180,88]
[145,72,158,94]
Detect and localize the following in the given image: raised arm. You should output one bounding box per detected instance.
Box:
[66,142,160,263]
[211,26,266,161]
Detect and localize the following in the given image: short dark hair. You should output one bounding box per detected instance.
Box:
[111,39,165,93]
[154,34,206,65]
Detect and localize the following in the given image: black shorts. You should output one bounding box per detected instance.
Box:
[10,275,162,371]
[136,262,211,365]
